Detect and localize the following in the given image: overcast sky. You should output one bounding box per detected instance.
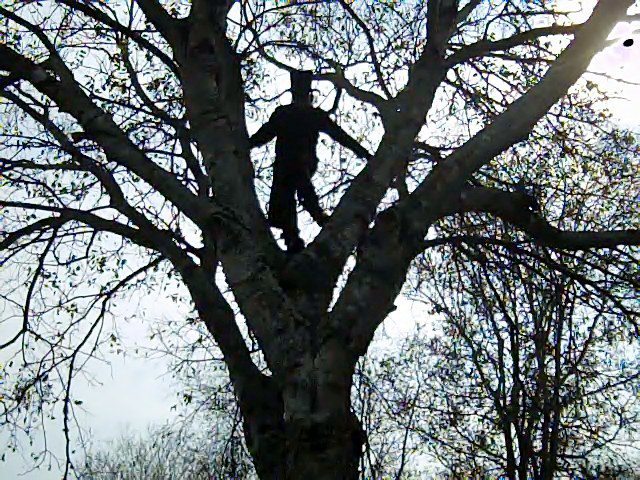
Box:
[2,6,640,480]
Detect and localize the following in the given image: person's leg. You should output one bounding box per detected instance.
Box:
[283,232,304,254]
[268,164,304,252]
[297,160,329,226]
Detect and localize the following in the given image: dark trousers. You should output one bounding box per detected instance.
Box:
[267,155,325,251]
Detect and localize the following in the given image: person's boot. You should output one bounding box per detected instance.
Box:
[283,231,304,254]
[315,211,330,227]
[307,208,329,227]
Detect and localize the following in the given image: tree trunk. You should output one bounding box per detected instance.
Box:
[248,408,364,480]
[243,345,364,480]
[281,410,364,480]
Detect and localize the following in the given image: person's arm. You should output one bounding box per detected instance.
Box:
[321,115,372,160]
[249,108,283,148]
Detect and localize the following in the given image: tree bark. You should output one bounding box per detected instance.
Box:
[243,344,364,480]
[282,411,363,480]
[249,409,363,480]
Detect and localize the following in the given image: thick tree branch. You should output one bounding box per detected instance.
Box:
[175,7,266,224]
[407,0,633,228]
[5,5,291,379]
[292,1,461,289]
[451,187,640,250]
[189,0,235,28]
[329,0,633,360]
[172,14,308,376]
[0,201,159,251]
[316,69,387,110]
[455,0,482,25]
[0,216,66,253]
[159,242,267,414]
[425,0,460,56]
[330,208,417,359]
[134,0,182,43]
[337,177,637,359]
[296,74,445,299]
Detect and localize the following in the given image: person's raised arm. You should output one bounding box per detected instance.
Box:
[321,114,372,160]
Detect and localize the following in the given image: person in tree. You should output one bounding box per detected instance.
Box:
[250,70,372,253]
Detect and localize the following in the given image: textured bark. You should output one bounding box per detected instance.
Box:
[245,353,364,480]
[248,409,363,480]
[282,411,363,480]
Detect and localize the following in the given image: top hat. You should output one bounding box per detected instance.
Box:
[290,70,313,95]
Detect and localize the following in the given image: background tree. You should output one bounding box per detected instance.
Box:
[1,1,639,479]
[76,422,253,480]
[352,239,640,479]
[418,246,640,479]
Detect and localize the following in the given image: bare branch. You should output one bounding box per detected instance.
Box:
[447,24,581,66]
[56,0,179,76]
[0,43,210,225]
[451,187,640,250]
[0,227,57,350]
[0,200,164,252]
[337,0,391,98]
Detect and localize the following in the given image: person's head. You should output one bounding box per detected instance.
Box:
[290,70,313,105]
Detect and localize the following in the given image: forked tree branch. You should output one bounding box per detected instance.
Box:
[407,0,634,226]
[330,0,634,360]
[296,0,461,285]
[56,0,180,76]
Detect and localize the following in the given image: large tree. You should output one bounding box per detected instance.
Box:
[1,1,639,478]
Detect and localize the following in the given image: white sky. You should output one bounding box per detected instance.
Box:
[2,4,640,479]
[594,23,640,126]
[0,290,180,479]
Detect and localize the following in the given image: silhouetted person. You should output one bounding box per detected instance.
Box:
[250,70,371,253]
